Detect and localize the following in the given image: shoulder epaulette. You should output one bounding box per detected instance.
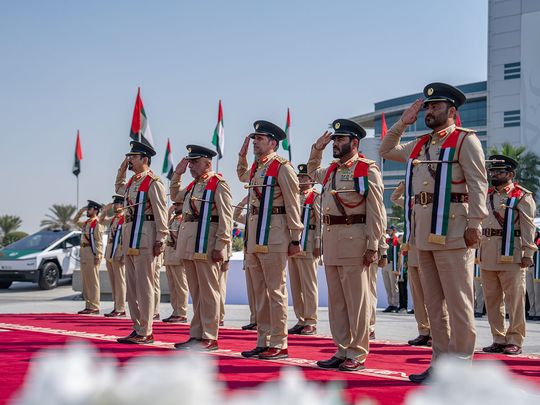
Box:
[357,156,375,165]
[274,155,289,165]
[456,126,476,134]
[214,173,225,181]
[516,184,533,194]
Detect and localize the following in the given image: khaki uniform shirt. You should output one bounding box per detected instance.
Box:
[73,213,104,263]
[380,120,488,251]
[163,214,183,265]
[237,152,303,254]
[115,169,169,255]
[307,146,385,266]
[480,182,537,270]
[99,212,125,261]
[170,171,233,260]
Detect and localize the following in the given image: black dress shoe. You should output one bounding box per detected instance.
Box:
[241,323,257,330]
[288,324,304,334]
[382,305,398,313]
[174,337,202,350]
[474,312,483,318]
[482,342,506,353]
[316,356,345,369]
[533,316,540,321]
[409,367,432,384]
[407,309,415,315]
[241,346,268,358]
[117,330,138,343]
[408,335,431,346]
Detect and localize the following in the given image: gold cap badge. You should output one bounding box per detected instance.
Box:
[187,147,192,152]
[255,123,260,130]
[427,87,434,96]
[334,122,341,130]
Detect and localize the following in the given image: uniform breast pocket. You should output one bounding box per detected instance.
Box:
[337,226,366,258]
[447,203,468,238]
[268,216,287,245]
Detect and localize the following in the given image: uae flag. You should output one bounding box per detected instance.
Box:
[72,130,82,176]
[381,112,388,140]
[129,87,155,147]
[212,100,224,159]
[282,108,292,161]
[162,138,174,180]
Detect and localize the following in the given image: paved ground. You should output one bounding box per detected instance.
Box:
[1,281,539,354]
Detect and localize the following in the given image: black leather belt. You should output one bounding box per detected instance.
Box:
[183,213,219,223]
[414,191,468,205]
[125,214,155,223]
[250,206,286,215]
[482,228,521,237]
[322,214,366,225]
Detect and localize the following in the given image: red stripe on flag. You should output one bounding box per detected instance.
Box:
[75,131,83,160]
[455,111,462,127]
[131,87,142,135]
[218,99,223,122]
[381,112,388,140]
[286,108,291,127]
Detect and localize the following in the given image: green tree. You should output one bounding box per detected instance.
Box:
[0,215,22,243]
[2,231,28,247]
[40,204,77,230]
[388,203,404,231]
[488,143,540,196]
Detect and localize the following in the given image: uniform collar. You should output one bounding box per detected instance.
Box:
[198,171,214,182]
[338,153,359,169]
[258,152,276,165]
[433,124,456,139]
[495,182,515,196]
[301,188,313,195]
[133,169,150,181]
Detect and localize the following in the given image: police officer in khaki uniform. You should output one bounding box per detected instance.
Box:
[237,120,303,360]
[309,119,385,372]
[74,200,104,314]
[98,195,127,317]
[171,145,233,352]
[380,83,488,383]
[480,155,537,355]
[288,164,321,336]
[162,202,188,323]
[390,182,431,345]
[115,141,168,344]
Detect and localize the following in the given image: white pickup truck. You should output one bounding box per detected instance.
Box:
[0,229,81,290]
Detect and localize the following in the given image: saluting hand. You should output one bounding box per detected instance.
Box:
[314,131,332,151]
[401,99,424,125]
[239,135,251,157]
[174,158,189,176]
[120,157,129,173]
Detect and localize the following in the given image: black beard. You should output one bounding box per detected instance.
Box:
[490,178,506,187]
[425,114,446,129]
[333,142,352,158]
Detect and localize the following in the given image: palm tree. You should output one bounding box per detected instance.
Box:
[0,215,22,242]
[40,204,77,230]
[488,143,540,196]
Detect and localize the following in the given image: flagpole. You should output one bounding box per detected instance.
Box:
[76,175,80,209]
[216,158,220,174]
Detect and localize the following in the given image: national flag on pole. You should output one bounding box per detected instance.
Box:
[212,100,224,159]
[282,108,292,161]
[381,112,388,140]
[129,87,155,147]
[455,111,462,127]
[162,138,174,180]
[72,130,82,176]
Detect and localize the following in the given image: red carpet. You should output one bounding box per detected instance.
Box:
[0,313,539,405]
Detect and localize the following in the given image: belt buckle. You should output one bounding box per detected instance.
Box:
[345,216,352,225]
[419,191,428,206]
[486,229,492,237]
[323,215,330,225]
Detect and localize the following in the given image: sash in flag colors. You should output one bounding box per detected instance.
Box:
[192,176,220,260]
[322,159,370,199]
[402,136,430,250]
[534,240,540,280]
[429,130,461,245]
[473,249,481,278]
[500,188,523,263]
[126,174,153,255]
[254,159,282,253]
[88,219,97,256]
[110,215,124,259]
[300,191,316,251]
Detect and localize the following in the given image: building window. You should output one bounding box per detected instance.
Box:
[503,110,520,127]
[504,62,520,80]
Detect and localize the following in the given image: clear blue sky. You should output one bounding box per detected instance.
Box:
[0,0,488,233]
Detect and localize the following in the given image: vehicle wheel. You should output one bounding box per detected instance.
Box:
[0,281,12,289]
[38,262,59,290]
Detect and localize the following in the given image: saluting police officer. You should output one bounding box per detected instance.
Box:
[170,145,233,352]
[309,119,385,372]
[288,164,321,336]
[380,83,488,383]
[162,202,189,324]
[98,195,127,317]
[237,120,303,360]
[480,155,537,355]
[74,200,104,315]
[115,141,168,344]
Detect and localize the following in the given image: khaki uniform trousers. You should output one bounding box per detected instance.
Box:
[245,265,257,324]
[165,264,188,317]
[184,259,221,340]
[125,252,156,336]
[382,263,399,307]
[80,247,100,311]
[153,257,162,316]
[417,248,476,362]
[481,268,526,346]
[408,265,430,336]
[325,264,370,361]
[288,256,318,327]
[473,277,484,314]
[525,268,536,317]
[368,262,378,333]
[105,259,126,312]
[245,252,288,349]
[219,269,228,322]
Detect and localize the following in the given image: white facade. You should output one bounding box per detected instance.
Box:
[488,0,540,154]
